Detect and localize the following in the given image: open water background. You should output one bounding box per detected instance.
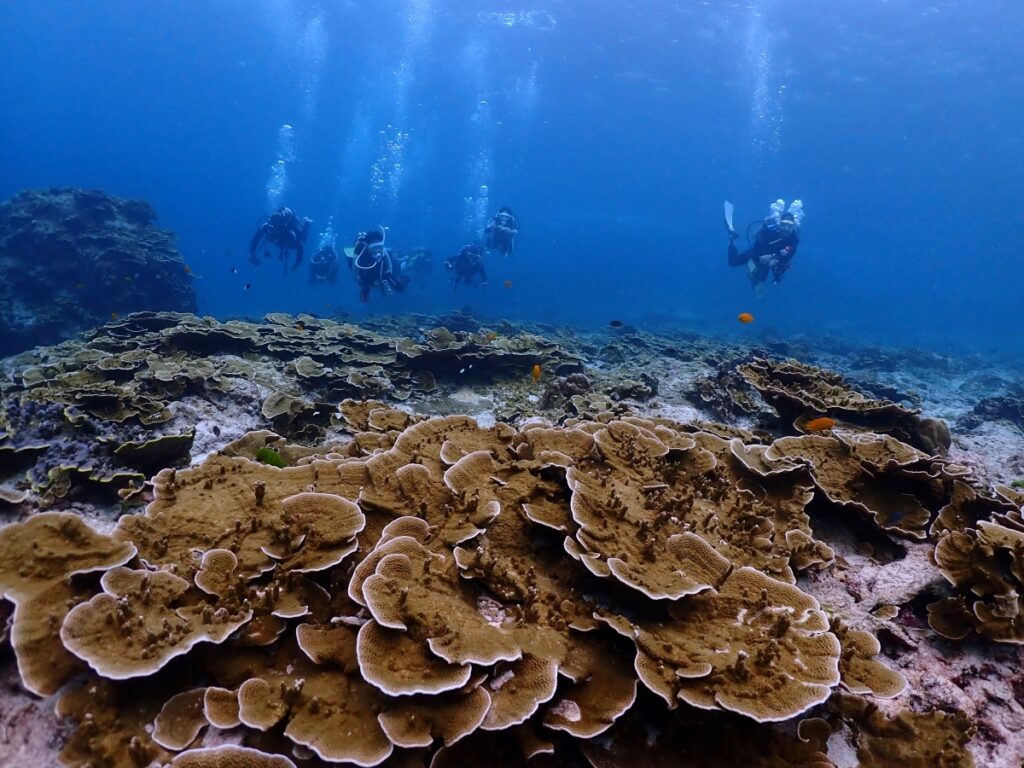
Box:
[1,1,1022,361]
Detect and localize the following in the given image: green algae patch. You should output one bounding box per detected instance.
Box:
[255,446,286,468]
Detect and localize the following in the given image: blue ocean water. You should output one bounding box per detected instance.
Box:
[1,1,1021,360]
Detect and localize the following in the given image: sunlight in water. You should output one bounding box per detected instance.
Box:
[461,40,494,234]
[478,10,558,31]
[265,124,294,210]
[743,5,785,156]
[299,13,328,120]
[370,0,435,209]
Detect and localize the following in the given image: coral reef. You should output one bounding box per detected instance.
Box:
[538,373,591,410]
[927,480,1024,643]
[0,312,580,506]
[3,407,1015,765]
[1,315,1024,765]
[690,362,774,421]
[965,390,1024,431]
[737,358,952,453]
[0,188,196,355]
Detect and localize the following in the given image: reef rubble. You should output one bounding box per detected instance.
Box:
[0,313,1022,767]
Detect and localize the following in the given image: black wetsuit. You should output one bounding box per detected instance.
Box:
[350,232,409,302]
[446,244,487,289]
[728,221,800,285]
[310,245,339,284]
[484,210,517,257]
[250,209,311,268]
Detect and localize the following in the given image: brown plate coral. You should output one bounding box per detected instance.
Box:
[2,406,1002,766]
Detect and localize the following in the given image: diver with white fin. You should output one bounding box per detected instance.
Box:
[725,199,803,295]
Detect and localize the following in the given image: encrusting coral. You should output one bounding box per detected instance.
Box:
[830,693,976,767]
[0,311,581,506]
[599,566,842,722]
[927,479,1024,642]
[0,404,988,766]
[0,512,136,695]
[737,357,952,454]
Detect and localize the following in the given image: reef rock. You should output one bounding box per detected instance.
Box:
[0,188,196,355]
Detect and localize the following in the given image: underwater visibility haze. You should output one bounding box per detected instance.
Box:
[2,0,1023,357]
[6,3,1024,768]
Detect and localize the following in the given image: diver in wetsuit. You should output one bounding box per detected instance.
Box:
[484,207,518,257]
[394,247,434,288]
[727,199,803,291]
[349,227,410,303]
[310,243,339,284]
[250,207,311,268]
[445,243,487,289]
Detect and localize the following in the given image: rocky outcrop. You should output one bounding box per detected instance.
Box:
[0,188,196,355]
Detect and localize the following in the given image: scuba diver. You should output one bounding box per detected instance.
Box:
[394,247,435,289]
[445,243,488,290]
[347,226,410,303]
[309,228,340,284]
[484,207,518,257]
[249,207,311,268]
[726,199,804,294]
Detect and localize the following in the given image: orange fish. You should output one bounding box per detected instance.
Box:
[110,312,119,320]
[531,364,542,382]
[183,265,192,274]
[503,280,513,289]
[804,417,837,432]
[737,312,754,324]
[485,332,498,342]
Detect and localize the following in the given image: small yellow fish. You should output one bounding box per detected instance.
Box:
[110,312,120,320]
[737,312,754,324]
[485,332,498,342]
[531,363,542,382]
[295,322,306,331]
[123,276,133,282]
[74,283,84,290]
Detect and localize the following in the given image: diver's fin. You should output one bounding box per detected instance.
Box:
[724,200,736,236]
